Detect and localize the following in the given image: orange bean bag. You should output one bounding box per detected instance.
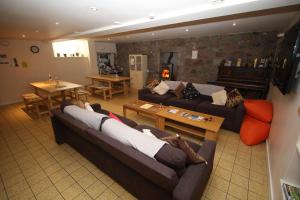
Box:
[244,99,273,123]
[240,115,270,146]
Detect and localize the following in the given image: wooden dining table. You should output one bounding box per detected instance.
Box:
[86,75,130,96]
[30,80,83,109]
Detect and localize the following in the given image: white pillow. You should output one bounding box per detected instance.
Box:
[153,81,170,95]
[84,102,94,112]
[211,90,227,105]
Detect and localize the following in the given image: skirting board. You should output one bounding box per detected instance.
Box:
[266,139,274,200]
[0,99,22,106]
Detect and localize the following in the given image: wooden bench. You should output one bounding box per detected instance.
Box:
[89,85,112,100]
[70,89,91,101]
[22,93,49,118]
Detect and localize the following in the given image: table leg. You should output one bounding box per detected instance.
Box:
[123,107,127,118]
[123,81,128,95]
[156,116,165,131]
[205,130,218,141]
[47,94,53,110]
[108,81,112,99]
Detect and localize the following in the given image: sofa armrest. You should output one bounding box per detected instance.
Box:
[173,141,216,200]
[232,103,245,133]
[86,128,178,192]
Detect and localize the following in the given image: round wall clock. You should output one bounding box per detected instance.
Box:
[30,45,39,53]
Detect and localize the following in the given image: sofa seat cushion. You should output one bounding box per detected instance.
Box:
[139,92,174,104]
[196,101,236,120]
[240,115,270,146]
[165,97,203,110]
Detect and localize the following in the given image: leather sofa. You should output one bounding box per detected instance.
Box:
[51,104,216,200]
[138,82,245,133]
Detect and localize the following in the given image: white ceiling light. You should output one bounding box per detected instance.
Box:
[151,32,155,36]
[114,21,121,24]
[22,34,26,38]
[185,28,189,32]
[55,22,60,25]
[107,38,111,40]
[90,6,98,11]
[233,22,237,26]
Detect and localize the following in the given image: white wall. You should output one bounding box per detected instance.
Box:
[0,39,90,105]
[267,80,300,200]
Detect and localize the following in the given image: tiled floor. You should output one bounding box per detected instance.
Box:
[0,92,269,200]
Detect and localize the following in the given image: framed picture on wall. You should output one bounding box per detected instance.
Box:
[0,54,9,64]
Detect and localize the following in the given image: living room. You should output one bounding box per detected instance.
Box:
[0,0,300,200]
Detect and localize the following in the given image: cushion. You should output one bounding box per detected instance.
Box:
[154,144,187,176]
[211,90,227,106]
[171,82,185,99]
[153,81,170,95]
[161,135,207,164]
[226,89,244,108]
[182,82,200,100]
[192,83,224,96]
[240,115,270,146]
[244,99,273,123]
[85,102,94,112]
[109,112,123,123]
[146,79,160,94]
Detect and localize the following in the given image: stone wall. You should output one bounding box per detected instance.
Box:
[116,32,277,83]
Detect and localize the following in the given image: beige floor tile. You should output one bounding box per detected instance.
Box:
[71,167,90,182]
[5,179,29,198]
[232,165,250,179]
[9,187,34,200]
[248,180,268,197]
[248,191,267,200]
[44,162,62,176]
[64,161,82,174]
[91,168,105,179]
[110,182,125,196]
[54,175,76,192]
[86,180,107,199]
[210,175,230,193]
[231,173,249,189]
[100,174,115,187]
[214,166,232,181]
[235,157,251,169]
[228,183,248,200]
[205,186,227,200]
[49,168,69,183]
[77,173,98,189]
[74,192,93,200]
[97,189,118,200]
[36,185,59,200]
[30,177,53,195]
[119,190,137,200]
[226,194,240,200]
[61,183,84,200]
[26,170,47,185]
[249,171,267,185]
[218,158,234,171]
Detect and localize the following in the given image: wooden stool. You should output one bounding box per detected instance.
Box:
[89,85,112,100]
[71,89,91,101]
[22,93,49,118]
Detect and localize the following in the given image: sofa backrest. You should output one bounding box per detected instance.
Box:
[164,81,224,96]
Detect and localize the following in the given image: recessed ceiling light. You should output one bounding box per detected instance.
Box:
[55,22,60,25]
[107,38,111,41]
[151,33,155,36]
[185,28,189,32]
[35,30,39,33]
[90,6,98,11]
[114,21,121,24]
[232,22,237,26]
[22,34,26,38]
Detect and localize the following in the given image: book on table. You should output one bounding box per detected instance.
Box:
[140,104,153,109]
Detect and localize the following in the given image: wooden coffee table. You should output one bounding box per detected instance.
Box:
[156,106,224,141]
[123,100,166,119]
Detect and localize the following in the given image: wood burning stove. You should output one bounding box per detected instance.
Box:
[160,52,175,80]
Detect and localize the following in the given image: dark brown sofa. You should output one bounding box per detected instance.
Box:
[138,88,245,133]
[50,104,216,200]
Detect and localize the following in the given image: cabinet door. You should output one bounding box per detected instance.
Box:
[136,55,142,71]
[129,55,135,70]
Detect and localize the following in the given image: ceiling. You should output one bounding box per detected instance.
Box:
[0,0,299,42]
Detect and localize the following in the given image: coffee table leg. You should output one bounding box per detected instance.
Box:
[205,130,218,141]
[156,116,165,131]
[123,107,127,118]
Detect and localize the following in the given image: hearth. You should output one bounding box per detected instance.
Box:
[160,52,176,80]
